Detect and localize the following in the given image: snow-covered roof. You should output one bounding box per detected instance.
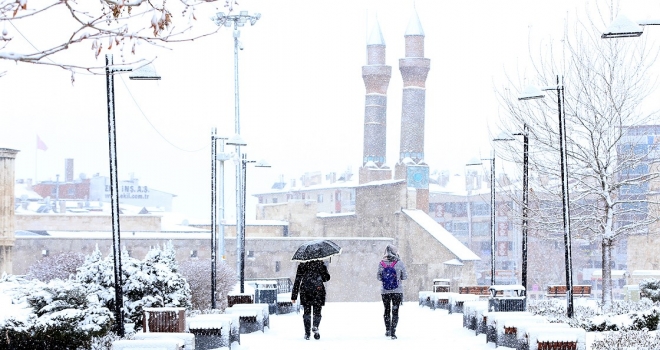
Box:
[402,209,480,261]
[317,212,355,218]
[443,259,464,266]
[367,16,385,46]
[489,284,526,291]
[405,7,425,36]
[632,269,660,276]
[14,183,42,200]
[254,178,359,195]
[356,179,405,188]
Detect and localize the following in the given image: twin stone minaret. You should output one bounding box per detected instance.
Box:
[359,9,431,213]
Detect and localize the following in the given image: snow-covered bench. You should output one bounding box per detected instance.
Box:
[494,314,546,348]
[111,339,183,350]
[527,327,586,350]
[132,332,195,350]
[276,292,298,314]
[448,293,479,314]
[462,300,488,330]
[517,323,571,350]
[427,292,458,310]
[484,311,532,344]
[187,313,240,349]
[459,285,495,300]
[545,285,592,298]
[418,291,432,307]
[225,303,270,333]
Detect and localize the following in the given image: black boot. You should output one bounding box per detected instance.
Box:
[303,315,311,340]
[391,315,399,339]
[384,315,391,337]
[312,315,322,339]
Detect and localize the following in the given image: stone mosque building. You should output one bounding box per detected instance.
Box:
[255,9,481,297]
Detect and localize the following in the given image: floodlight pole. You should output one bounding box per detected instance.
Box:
[213,10,260,295]
[556,76,574,318]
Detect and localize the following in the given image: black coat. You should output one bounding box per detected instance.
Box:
[291,260,331,306]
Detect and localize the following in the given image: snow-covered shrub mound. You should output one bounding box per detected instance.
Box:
[0,275,113,350]
[640,278,660,303]
[76,242,192,332]
[590,330,660,350]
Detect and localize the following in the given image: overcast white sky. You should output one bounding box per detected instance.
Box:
[2,0,660,222]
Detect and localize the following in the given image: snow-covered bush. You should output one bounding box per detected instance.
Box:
[26,252,86,282]
[527,298,660,332]
[0,275,113,350]
[640,278,660,302]
[122,241,191,329]
[591,330,660,350]
[179,259,237,311]
[76,242,192,332]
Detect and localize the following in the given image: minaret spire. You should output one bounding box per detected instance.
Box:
[396,7,431,212]
[359,14,392,184]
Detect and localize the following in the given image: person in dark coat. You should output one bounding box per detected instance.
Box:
[291,259,331,340]
[377,244,408,340]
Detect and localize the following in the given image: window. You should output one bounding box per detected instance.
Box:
[317,194,323,203]
[67,187,75,196]
[190,250,198,258]
[272,198,278,204]
[472,222,489,236]
[275,261,281,273]
[51,187,57,195]
[247,250,255,258]
[472,203,490,216]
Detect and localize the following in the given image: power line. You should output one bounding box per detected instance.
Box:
[119,75,208,153]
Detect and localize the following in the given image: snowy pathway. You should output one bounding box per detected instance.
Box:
[232,302,505,350]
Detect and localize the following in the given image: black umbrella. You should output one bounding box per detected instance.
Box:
[291,240,342,262]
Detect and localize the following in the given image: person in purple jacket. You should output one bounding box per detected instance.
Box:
[377,245,408,339]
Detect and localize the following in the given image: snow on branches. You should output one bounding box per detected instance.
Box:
[0,0,239,74]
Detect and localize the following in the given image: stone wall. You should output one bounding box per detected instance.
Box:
[13,234,393,303]
[16,213,161,232]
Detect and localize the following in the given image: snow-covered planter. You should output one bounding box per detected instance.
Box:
[0,275,113,350]
[591,330,660,350]
[640,278,660,302]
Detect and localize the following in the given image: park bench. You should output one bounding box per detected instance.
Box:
[494,314,546,348]
[462,300,487,330]
[142,307,187,333]
[187,313,240,349]
[432,278,451,293]
[488,285,527,312]
[484,311,532,344]
[448,293,479,314]
[527,327,585,350]
[225,303,270,333]
[517,323,571,350]
[545,285,592,298]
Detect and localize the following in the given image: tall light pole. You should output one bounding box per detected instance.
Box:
[467,152,496,286]
[236,153,270,293]
[494,125,529,295]
[519,76,574,317]
[105,54,160,335]
[213,10,261,294]
[211,130,230,309]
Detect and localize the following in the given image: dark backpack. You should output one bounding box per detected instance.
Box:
[302,270,324,293]
[380,260,399,290]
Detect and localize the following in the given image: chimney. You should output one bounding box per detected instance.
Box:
[65,158,74,182]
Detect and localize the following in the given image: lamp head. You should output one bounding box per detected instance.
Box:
[255,159,271,168]
[493,131,515,142]
[128,63,161,80]
[226,134,247,146]
[602,14,643,39]
[466,157,483,166]
[518,85,545,101]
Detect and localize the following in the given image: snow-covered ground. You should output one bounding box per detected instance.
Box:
[230,302,534,350]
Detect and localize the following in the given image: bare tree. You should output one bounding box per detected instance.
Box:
[26,251,86,282]
[0,0,237,76]
[495,2,660,307]
[179,259,237,311]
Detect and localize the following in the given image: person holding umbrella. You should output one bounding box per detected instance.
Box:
[290,240,340,340]
[377,244,407,340]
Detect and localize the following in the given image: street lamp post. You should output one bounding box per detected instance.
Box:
[494,125,530,295]
[519,76,574,317]
[212,10,261,294]
[237,153,270,293]
[105,54,160,335]
[467,153,496,286]
[211,130,230,308]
